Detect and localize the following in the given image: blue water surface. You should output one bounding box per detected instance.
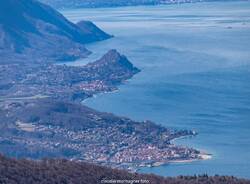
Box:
[62,1,250,178]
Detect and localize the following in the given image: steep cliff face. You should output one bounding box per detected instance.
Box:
[0,0,111,64]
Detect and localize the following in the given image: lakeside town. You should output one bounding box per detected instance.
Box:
[0,50,140,102]
[0,0,211,175]
[0,45,209,171]
[0,99,207,171]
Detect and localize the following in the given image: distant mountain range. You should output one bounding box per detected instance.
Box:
[39,0,204,9]
[0,0,111,64]
[39,0,241,9]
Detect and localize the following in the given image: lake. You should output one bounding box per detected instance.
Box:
[62,1,250,179]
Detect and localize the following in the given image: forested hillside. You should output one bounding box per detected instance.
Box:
[0,154,249,184]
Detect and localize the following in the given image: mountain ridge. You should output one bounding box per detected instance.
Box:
[0,0,111,63]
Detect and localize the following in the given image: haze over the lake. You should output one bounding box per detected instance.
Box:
[62,1,250,178]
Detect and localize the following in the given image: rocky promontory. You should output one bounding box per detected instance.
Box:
[0,49,140,102]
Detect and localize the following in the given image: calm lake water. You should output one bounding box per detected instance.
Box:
[62,1,250,179]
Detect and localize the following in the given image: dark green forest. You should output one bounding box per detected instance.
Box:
[0,154,249,184]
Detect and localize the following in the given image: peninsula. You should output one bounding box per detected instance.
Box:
[0,0,209,172]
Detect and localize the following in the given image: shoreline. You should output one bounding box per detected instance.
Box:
[168,152,212,164]
[135,152,212,172]
[65,50,212,172]
[81,89,120,103]
[170,134,213,160]
[82,90,213,171]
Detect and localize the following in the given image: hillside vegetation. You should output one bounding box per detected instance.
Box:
[0,154,250,184]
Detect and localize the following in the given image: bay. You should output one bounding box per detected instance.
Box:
[61,1,250,178]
